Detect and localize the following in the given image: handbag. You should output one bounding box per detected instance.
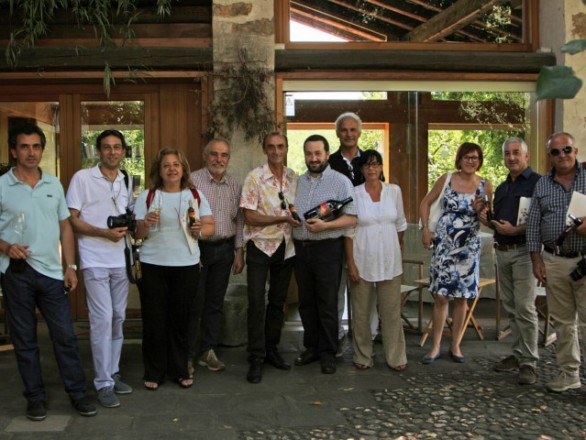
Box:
[420,172,451,233]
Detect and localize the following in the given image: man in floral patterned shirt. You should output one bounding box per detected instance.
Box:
[240,132,300,384]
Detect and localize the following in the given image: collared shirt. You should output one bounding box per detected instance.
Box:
[493,166,541,245]
[190,167,244,248]
[66,164,130,269]
[527,162,586,253]
[293,165,357,241]
[0,168,70,279]
[328,148,365,187]
[240,163,298,258]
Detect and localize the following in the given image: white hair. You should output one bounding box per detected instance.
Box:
[501,137,528,155]
[335,112,362,132]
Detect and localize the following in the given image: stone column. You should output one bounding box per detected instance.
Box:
[212,0,276,183]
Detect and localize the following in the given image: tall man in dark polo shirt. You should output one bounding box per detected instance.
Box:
[293,134,357,374]
[480,137,540,385]
[328,112,370,355]
[527,132,586,393]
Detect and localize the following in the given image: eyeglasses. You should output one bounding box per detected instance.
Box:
[462,155,480,162]
[549,146,574,156]
[363,162,382,169]
[100,144,125,152]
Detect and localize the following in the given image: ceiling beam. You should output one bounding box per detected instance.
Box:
[403,0,507,42]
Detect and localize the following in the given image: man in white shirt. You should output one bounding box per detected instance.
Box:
[67,129,133,408]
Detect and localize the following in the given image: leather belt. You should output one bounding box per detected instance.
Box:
[543,246,585,259]
[200,236,235,246]
[294,237,341,247]
[494,242,526,251]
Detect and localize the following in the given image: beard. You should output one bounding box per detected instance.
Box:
[307,161,328,174]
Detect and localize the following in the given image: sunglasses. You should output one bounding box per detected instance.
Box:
[549,146,574,156]
[278,191,288,210]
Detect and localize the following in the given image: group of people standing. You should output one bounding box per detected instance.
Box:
[419,132,586,396]
[1,119,585,422]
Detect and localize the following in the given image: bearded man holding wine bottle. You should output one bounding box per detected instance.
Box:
[293,134,357,375]
[240,132,300,384]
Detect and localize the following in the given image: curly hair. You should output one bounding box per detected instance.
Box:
[149,147,192,190]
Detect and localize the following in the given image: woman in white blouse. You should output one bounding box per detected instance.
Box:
[344,150,408,371]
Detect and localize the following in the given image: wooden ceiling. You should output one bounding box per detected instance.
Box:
[290,0,524,43]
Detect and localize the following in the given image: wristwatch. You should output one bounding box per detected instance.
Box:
[66,264,78,271]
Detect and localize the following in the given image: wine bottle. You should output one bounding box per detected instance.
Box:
[303,197,353,222]
[288,203,302,222]
[483,195,493,222]
[187,207,196,226]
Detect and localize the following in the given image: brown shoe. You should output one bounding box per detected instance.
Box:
[518,365,537,385]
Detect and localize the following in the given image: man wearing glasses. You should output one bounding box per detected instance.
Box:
[240,132,300,383]
[67,129,133,408]
[527,132,586,392]
[479,137,540,385]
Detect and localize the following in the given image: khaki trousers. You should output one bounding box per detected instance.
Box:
[349,276,406,368]
[543,252,586,374]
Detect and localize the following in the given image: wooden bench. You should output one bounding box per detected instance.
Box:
[417,277,496,347]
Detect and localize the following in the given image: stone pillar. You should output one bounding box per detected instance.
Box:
[212,0,276,183]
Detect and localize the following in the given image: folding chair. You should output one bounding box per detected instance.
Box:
[0,293,13,351]
[400,258,425,333]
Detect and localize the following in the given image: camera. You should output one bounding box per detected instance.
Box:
[570,257,586,281]
[107,208,137,231]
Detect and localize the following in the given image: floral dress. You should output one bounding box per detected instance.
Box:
[429,178,486,299]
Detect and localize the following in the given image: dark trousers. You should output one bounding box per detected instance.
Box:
[1,264,87,402]
[138,262,199,383]
[188,240,235,357]
[294,239,343,359]
[246,240,294,360]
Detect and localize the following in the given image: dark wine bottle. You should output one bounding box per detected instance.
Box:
[187,207,196,226]
[303,197,353,222]
[288,204,302,222]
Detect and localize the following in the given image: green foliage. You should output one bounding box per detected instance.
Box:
[6,0,174,93]
[536,66,583,100]
[428,130,513,190]
[207,48,275,143]
[562,39,586,55]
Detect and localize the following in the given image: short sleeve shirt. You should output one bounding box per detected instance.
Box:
[0,168,70,280]
[240,163,298,258]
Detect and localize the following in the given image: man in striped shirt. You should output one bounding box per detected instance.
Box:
[527,131,586,393]
[189,138,245,373]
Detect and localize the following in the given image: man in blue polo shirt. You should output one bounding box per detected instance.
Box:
[479,137,540,385]
[0,124,96,421]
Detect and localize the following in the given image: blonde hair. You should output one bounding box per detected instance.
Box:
[149,148,192,190]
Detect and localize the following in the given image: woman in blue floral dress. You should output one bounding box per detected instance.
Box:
[419,143,492,364]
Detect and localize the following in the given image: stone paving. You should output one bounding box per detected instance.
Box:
[1,310,585,439]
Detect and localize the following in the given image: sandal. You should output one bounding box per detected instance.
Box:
[353,362,370,370]
[178,378,193,389]
[390,364,407,372]
[144,381,159,391]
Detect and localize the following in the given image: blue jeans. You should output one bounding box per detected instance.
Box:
[246,240,294,360]
[1,264,87,402]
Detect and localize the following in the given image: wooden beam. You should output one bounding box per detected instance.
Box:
[325,0,414,31]
[276,49,555,73]
[403,0,506,42]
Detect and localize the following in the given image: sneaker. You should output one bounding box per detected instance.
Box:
[198,349,225,372]
[26,400,47,421]
[112,373,133,394]
[97,386,120,408]
[546,371,581,393]
[71,396,98,417]
[518,364,537,385]
[335,334,346,358]
[493,355,519,372]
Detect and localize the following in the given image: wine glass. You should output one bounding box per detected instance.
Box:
[149,191,162,232]
[11,213,26,272]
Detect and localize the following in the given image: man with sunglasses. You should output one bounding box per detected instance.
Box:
[67,129,133,408]
[479,137,540,385]
[240,132,300,384]
[188,138,244,374]
[527,132,586,392]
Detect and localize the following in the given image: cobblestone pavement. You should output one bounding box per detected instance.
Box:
[1,318,585,440]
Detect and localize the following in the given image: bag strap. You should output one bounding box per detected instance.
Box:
[146,187,200,209]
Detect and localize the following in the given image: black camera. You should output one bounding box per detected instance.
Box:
[107,208,136,231]
[570,257,586,281]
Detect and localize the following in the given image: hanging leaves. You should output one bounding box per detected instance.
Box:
[536,66,583,100]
